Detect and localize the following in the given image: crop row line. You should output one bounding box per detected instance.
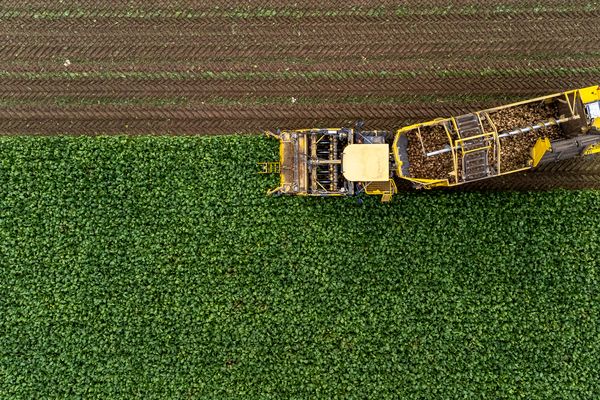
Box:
[3,40,597,62]
[1,4,599,20]
[4,27,591,44]
[0,76,593,99]
[0,93,524,108]
[3,27,593,48]
[0,103,483,121]
[0,15,595,38]
[3,51,600,70]
[0,67,599,81]
[1,57,598,71]
[0,118,417,135]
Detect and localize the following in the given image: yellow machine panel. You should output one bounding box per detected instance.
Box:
[531,137,552,168]
[579,85,600,104]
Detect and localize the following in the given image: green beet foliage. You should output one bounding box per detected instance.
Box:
[1,135,599,398]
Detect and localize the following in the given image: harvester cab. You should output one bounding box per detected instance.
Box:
[260,127,397,201]
[261,85,600,201]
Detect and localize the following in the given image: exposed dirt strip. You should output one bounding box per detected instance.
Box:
[0,103,474,135]
[3,41,598,63]
[1,16,595,41]
[0,116,422,135]
[6,0,589,8]
[0,76,595,99]
[1,60,599,81]
[0,1,598,136]
[2,2,598,21]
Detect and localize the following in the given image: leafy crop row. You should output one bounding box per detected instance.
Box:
[1,136,599,398]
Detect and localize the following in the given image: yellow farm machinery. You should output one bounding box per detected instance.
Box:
[260,85,600,201]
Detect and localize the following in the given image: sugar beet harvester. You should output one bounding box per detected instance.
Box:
[260,86,600,201]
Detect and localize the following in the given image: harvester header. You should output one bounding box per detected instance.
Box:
[261,85,600,201]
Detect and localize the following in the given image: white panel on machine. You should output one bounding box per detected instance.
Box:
[586,101,600,120]
[342,144,389,182]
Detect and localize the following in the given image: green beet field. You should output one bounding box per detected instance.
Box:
[1,136,599,398]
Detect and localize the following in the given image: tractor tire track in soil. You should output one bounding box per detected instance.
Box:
[0,1,599,135]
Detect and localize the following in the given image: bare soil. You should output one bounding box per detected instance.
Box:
[0,1,598,135]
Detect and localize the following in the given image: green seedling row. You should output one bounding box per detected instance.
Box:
[2,3,600,20]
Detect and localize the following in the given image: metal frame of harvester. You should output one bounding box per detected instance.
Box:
[260,85,600,201]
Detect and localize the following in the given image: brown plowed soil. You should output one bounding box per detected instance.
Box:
[0,1,599,136]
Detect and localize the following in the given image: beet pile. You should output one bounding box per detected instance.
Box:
[406,124,455,179]
[406,101,568,179]
[491,103,563,171]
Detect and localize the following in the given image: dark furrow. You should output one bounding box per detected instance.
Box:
[0,76,596,100]
[0,117,417,135]
[2,40,598,62]
[0,103,489,122]
[1,17,594,41]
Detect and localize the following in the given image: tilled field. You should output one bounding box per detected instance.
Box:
[0,1,600,135]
